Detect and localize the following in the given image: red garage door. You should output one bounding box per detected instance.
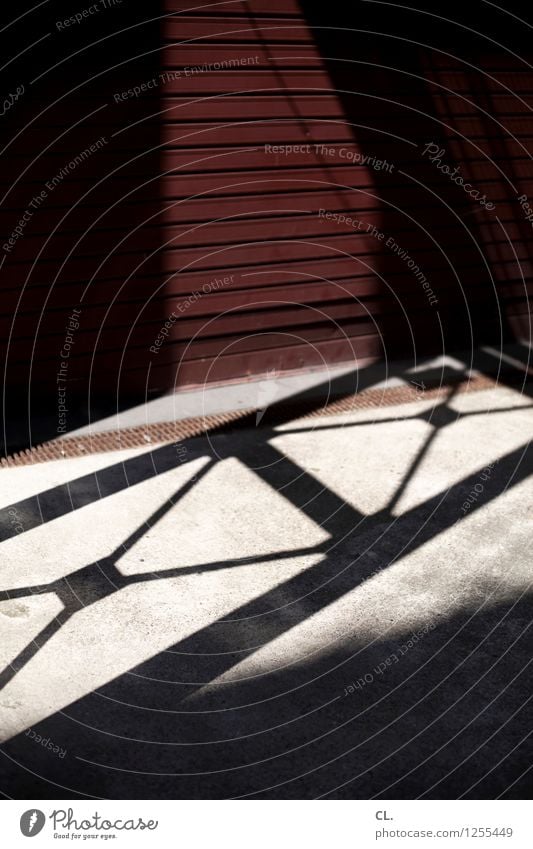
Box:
[1,0,528,406]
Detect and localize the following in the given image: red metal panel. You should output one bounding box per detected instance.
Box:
[2,0,530,404]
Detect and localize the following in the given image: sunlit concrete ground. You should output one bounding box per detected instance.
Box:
[0,376,531,799]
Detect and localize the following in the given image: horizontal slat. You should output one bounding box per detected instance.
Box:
[0,280,496,350]
[2,216,482,270]
[4,238,519,309]
[0,206,482,257]
[159,43,322,66]
[164,17,311,41]
[0,122,395,159]
[162,0,303,14]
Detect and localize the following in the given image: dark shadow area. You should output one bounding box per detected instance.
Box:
[300,1,521,359]
[0,2,171,454]
[1,590,530,799]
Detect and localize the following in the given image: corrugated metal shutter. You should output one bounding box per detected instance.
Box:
[150,1,513,387]
[1,0,529,406]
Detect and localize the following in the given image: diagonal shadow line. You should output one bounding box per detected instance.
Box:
[0,364,530,698]
[0,544,324,605]
[0,358,415,544]
[133,439,533,698]
[382,442,532,560]
[0,436,530,709]
[0,358,513,546]
[386,383,459,514]
[0,415,404,692]
[236,438,365,539]
[2,383,526,547]
[0,413,362,547]
[0,456,218,690]
[0,606,76,691]
[472,348,533,400]
[102,455,218,564]
[0,543,326,691]
[281,402,533,437]
[130,544,324,583]
[0,440,209,543]
[0,432,359,689]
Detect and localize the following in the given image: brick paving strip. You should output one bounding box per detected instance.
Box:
[0,372,508,467]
